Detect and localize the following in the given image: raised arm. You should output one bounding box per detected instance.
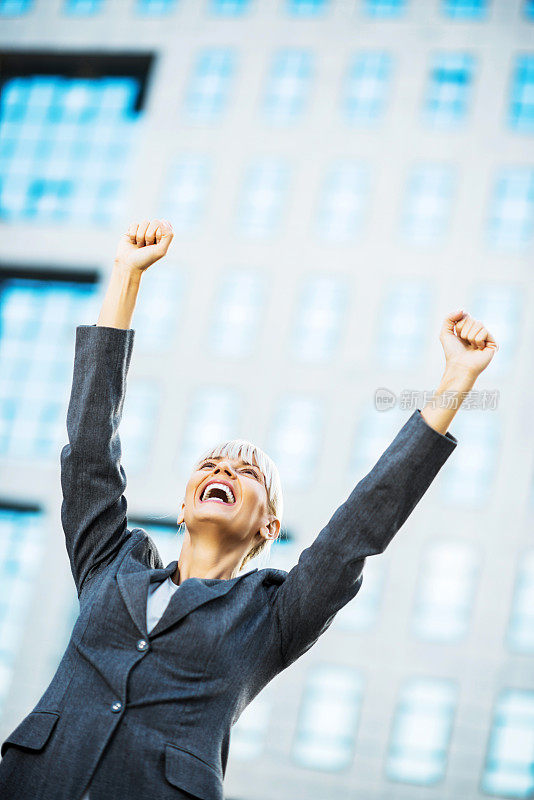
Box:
[61,218,174,597]
[61,323,135,596]
[269,309,499,670]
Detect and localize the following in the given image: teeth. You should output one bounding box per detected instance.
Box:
[201,482,235,504]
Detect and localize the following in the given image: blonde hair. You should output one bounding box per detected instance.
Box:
[192,439,283,572]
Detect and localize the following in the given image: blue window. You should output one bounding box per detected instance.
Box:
[266,534,298,573]
[364,0,406,17]
[231,689,273,760]
[183,48,236,123]
[159,155,211,233]
[386,678,458,784]
[117,380,159,472]
[0,0,33,13]
[286,0,327,15]
[376,280,431,369]
[481,689,534,797]
[58,590,82,662]
[262,49,313,125]
[128,261,187,351]
[402,164,456,244]
[63,0,104,13]
[208,269,266,359]
[135,0,177,14]
[487,167,534,249]
[209,0,250,13]
[334,556,385,633]
[342,52,392,125]
[177,387,241,474]
[350,407,409,481]
[524,0,534,20]
[507,551,534,653]
[293,665,363,771]
[0,508,44,717]
[442,0,488,18]
[424,53,474,127]
[412,541,478,643]
[509,55,534,133]
[469,283,521,375]
[268,396,322,488]
[0,272,156,467]
[0,74,141,223]
[0,278,96,458]
[236,158,290,238]
[290,274,348,363]
[440,413,499,507]
[315,160,370,241]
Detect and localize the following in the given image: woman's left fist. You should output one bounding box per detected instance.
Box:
[440,310,499,378]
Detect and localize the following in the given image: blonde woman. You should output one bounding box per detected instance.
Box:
[0,219,498,799]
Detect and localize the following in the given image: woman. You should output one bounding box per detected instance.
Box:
[0,219,498,800]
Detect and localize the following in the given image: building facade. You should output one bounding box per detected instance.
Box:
[0,0,533,798]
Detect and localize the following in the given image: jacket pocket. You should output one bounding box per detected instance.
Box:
[0,710,60,758]
[164,742,223,800]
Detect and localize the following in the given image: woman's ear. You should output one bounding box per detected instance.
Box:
[267,518,281,541]
[256,518,278,543]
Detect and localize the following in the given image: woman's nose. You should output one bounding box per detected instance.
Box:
[214,463,236,477]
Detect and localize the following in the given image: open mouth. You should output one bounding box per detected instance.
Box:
[201,497,232,505]
[199,483,236,505]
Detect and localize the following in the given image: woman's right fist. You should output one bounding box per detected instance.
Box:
[114,219,174,274]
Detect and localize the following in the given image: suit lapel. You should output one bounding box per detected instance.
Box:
[147,570,256,638]
[116,559,176,639]
[116,552,257,639]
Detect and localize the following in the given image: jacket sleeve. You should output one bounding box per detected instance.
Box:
[60,323,135,597]
[270,409,458,669]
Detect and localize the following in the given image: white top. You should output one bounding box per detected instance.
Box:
[146,574,180,633]
[81,575,179,800]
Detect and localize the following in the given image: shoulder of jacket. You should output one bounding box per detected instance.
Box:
[255,567,289,588]
[129,528,165,569]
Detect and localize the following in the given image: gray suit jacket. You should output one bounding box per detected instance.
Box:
[0,324,458,800]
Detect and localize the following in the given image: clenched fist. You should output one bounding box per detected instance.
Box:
[114,219,174,274]
[440,310,498,378]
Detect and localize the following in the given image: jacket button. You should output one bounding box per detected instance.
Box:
[111,701,122,713]
[136,639,149,652]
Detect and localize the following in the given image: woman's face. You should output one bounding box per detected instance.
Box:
[178,454,278,554]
